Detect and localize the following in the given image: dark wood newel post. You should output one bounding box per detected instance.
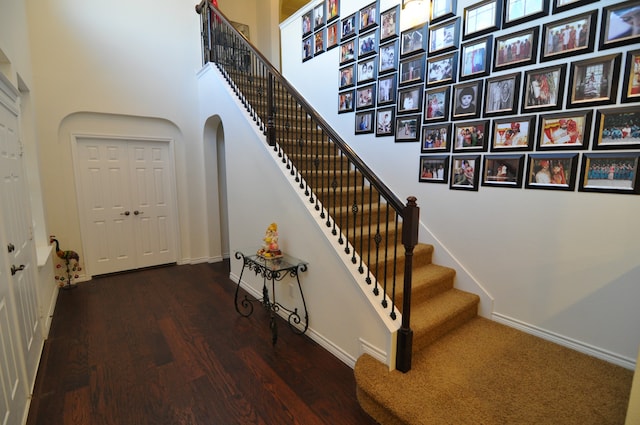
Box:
[396,196,419,372]
[267,74,276,146]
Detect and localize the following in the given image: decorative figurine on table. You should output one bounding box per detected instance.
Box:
[50,235,81,290]
[257,222,282,258]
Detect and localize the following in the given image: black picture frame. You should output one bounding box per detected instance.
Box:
[491,115,535,151]
[338,90,355,113]
[622,49,640,103]
[357,57,377,84]
[399,53,425,86]
[460,36,492,81]
[426,52,457,88]
[302,36,313,62]
[341,13,357,41]
[579,152,640,194]
[314,3,325,30]
[339,64,355,89]
[552,0,597,14]
[429,18,460,56]
[522,64,566,113]
[326,0,339,23]
[379,40,399,75]
[482,154,525,188]
[376,107,396,137]
[452,120,489,152]
[540,11,596,63]
[422,123,452,153]
[419,155,450,183]
[462,0,502,41]
[358,29,378,58]
[484,72,520,117]
[537,110,592,150]
[398,84,423,114]
[359,2,377,32]
[339,39,356,64]
[355,110,375,134]
[600,0,640,50]
[567,54,621,109]
[380,5,400,42]
[400,24,427,58]
[424,86,451,122]
[493,27,539,72]
[395,115,421,142]
[356,84,376,110]
[593,106,640,150]
[377,73,397,106]
[525,153,579,191]
[504,0,548,29]
[314,30,325,56]
[302,11,313,37]
[327,21,340,50]
[431,0,457,24]
[452,80,483,120]
[450,155,481,190]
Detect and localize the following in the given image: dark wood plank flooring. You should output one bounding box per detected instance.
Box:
[26,260,377,425]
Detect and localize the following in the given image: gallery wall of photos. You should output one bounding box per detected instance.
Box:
[301,0,640,195]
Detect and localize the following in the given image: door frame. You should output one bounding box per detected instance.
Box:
[71,133,181,278]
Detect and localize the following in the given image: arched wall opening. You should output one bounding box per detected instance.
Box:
[203,115,229,260]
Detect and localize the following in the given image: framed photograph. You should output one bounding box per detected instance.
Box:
[314,30,325,56]
[429,18,460,56]
[541,11,596,62]
[427,52,457,87]
[357,57,377,84]
[339,39,355,64]
[419,155,450,183]
[450,155,481,190]
[593,107,640,150]
[355,110,375,134]
[356,84,376,110]
[377,73,397,106]
[460,36,492,81]
[504,0,548,28]
[579,152,640,194]
[359,2,377,32]
[452,81,482,120]
[622,50,640,103]
[341,13,357,41]
[424,86,451,122]
[431,0,457,24]
[538,110,592,150]
[358,29,378,58]
[380,5,400,42]
[491,116,535,151]
[463,0,501,41]
[326,0,339,23]
[553,0,597,14]
[399,53,425,86]
[493,27,538,72]
[567,54,621,109]
[302,11,313,37]
[327,22,340,50]
[401,24,427,57]
[398,84,423,114]
[376,107,395,137]
[395,115,421,142]
[453,120,489,152]
[338,90,354,113]
[379,40,398,74]
[302,36,313,62]
[522,64,566,112]
[525,153,579,190]
[484,72,520,117]
[313,3,325,30]
[600,0,640,50]
[422,123,452,152]
[339,64,355,89]
[482,154,525,187]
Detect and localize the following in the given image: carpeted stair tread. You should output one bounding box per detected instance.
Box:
[354,317,633,425]
[393,263,456,307]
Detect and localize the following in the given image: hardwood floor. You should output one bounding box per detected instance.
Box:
[26,260,377,425]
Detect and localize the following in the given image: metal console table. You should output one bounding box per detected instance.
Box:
[234,249,309,345]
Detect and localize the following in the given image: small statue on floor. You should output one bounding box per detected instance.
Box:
[257,222,282,258]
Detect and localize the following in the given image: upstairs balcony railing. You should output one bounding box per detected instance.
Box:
[196,0,419,372]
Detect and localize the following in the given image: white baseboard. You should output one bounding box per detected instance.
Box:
[492,313,636,370]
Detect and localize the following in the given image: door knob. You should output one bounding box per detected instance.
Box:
[120,211,130,216]
[134,210,144,215]
[11,264,25,275]
[7,243,15,253]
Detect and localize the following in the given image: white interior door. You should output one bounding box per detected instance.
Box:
[77,138,177,276]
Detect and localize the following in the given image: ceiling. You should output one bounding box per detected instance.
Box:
[280,0,310,22]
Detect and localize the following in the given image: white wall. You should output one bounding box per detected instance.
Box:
[281,0,640,368]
